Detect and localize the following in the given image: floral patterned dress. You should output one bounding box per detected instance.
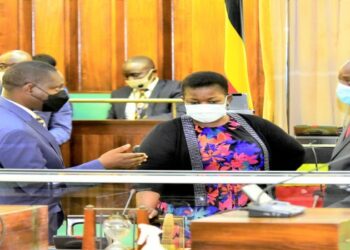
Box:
[158,117,265,246]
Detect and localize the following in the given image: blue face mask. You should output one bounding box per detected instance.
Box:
[336,82,350,105]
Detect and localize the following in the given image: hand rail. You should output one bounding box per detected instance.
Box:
[69,98,184,118]
[0,169,347,185]
[69,98,183,103]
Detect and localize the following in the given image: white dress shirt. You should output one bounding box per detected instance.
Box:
[125,77,158,120]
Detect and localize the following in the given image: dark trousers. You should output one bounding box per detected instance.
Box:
[49,210,64,245]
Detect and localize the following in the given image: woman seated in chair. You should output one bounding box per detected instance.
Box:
[135,71,305,244]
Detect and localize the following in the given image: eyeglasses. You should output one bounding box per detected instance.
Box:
[0,63,15,71]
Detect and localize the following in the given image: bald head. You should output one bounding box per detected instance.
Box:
[123,56,155,75]
[124,56,155,69]
[0,50,32,68]
[122,56,157,85]
[339,60,350,85]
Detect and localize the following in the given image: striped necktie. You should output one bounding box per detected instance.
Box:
[35,114,47,127]
[134,89,149,119]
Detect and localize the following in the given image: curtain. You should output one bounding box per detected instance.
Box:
[260,0,288,130]
[259,0,350,132]
[289,0,350,131]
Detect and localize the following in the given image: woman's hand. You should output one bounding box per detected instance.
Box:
[136,190,161,219]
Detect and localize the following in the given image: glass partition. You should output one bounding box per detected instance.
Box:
[0,169,348,249]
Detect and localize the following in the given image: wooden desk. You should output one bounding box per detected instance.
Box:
[191,208,350,250]
[0,205,48,249]
[61,120,161,215]
[61,120,161,166]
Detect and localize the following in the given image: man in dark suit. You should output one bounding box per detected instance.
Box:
[107,56,185,119]
[325,60,350,207]
[0,61,148,243]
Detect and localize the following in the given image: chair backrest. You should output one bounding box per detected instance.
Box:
[227,93,253,114]
[70,93,111,120]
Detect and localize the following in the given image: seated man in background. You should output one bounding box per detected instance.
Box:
[107,55,185,120]
[325,60,350,207]
[0,50,73,145]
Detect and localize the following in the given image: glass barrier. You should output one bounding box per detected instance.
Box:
[0,169,348,249]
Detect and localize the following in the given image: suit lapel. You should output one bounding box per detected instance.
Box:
[331,127,350,159]
[26,119,63,159]
[0,97,63,161]
[145,80,163,117]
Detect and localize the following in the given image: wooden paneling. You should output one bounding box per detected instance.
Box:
[160,0,173,80]
[173,0,193,80]
[191,0,225,74]
[18,0,33,53]
[79,0,114,91]
[173,0,225,80]
[125,0,161,70]
[0,1,20,52]
[0,0,32,54]
[0,0,263,111]
[244,0,264,116]
[65,120,160,166]
[34,0,65,76]
[64,0,79,90]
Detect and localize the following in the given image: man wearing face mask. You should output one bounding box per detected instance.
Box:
[107,55,185,119]
[0,61,148,243]
[0,50,73,145]
[134,71,304,244]
[324,60,350,207]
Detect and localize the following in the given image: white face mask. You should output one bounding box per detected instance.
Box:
[336,82,350,105]
[125,69,155,89]
[185,98,228,123]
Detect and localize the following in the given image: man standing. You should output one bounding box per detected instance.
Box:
[0,61,147,242]
[0,50,72,145]
[108,56,185,119]
[325,60,350,207]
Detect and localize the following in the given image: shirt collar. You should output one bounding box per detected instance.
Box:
[147,77,158,92]
[1,96,38,119]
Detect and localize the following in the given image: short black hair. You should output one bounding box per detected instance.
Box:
[181,71,228,95]
[32,54,57,67]
[3,61,57,90]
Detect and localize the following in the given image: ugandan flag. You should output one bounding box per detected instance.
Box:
[224,0,253,109]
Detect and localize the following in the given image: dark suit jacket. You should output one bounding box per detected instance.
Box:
[0,96,104,240]
[324,128,350,207]
[107,79,185,119]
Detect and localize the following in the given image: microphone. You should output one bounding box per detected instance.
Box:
[242,153,330,217]
[122,188,136,216]
[307,140,325,208]
[242,183,305,218]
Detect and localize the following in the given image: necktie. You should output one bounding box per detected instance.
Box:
[134,89,149,119]
[35,114,47,127]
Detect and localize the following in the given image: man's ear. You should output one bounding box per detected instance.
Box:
[22,82,35,94]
